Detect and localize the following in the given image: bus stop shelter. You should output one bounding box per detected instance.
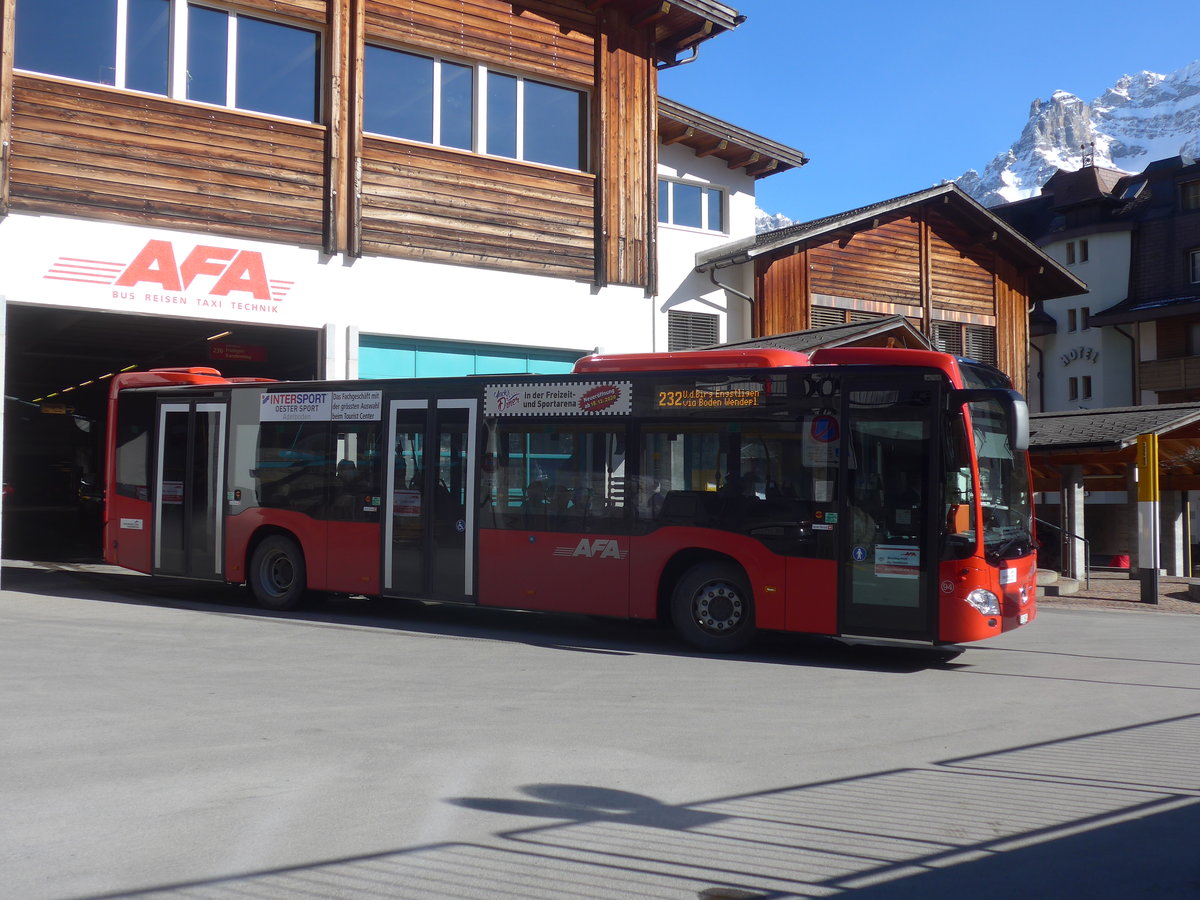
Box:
[1029,403,1200,579]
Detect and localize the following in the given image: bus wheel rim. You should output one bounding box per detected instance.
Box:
[693,581,744,634]
[266,552,294,595]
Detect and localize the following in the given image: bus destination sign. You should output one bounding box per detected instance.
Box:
[484,382,632,416]
[654,382,765,410]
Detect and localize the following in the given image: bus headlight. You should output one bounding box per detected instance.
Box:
[964,589,1001,616]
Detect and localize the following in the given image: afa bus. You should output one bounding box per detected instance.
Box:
[103,347,1037,653]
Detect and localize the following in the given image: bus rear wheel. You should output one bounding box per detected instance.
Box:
[671,562,755,653]
[249,535,308,611]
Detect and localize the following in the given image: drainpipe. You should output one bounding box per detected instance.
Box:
[707,267,754,307]
[1030,342,1045,412]
[1114,324,1136,405]
[657,46,699,70]
[707,267,754,341]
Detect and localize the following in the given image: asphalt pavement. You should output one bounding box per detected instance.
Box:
[2,560,1198,899]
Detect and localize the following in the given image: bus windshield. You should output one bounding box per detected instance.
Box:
[970,397,1034,561]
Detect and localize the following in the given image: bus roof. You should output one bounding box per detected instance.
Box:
[574,349,810,373]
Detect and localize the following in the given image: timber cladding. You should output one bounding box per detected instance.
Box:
[925,210,998,317]
[9,75,327,245]
[806,213,923,309]
[359,138,595,277]
[1,0,658,286]
[366,0,595,86]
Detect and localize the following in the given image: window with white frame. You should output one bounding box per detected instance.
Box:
[14,0,321,122]
[658,179,725,232]
[364,45,588,171]
[1190,249,1200,284]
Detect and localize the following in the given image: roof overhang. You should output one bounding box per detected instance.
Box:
[1088,295,1200,326]
[716,315,932,354]
[1029,403,1200,491]
[695,182,1088,303]
[599,1,746,62]
[658,97,808,179]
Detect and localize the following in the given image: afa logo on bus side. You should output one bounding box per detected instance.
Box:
[554,538,628,559]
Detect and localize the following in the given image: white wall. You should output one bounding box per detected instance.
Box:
[1031,231,1133,411]
[0,213,652,380]
[655,144,758,348]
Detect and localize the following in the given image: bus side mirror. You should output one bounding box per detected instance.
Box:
[949,389,1029,453]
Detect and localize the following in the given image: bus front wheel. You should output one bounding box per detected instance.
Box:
[671,562,756,653]
[249,535,308,611]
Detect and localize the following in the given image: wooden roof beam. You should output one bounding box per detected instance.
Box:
[746,158,780,178]
[727,150,761,170]
[632,2,672,27]
[659,21,713,53]
[662,125,695,145]
[696,139,729,158]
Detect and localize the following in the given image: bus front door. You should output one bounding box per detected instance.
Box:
[839,381,938,641]
[384,399,478,603]
[154,402,227,580]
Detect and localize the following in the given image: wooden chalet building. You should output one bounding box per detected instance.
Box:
[696,183,1087,397]
[0,0,810,559]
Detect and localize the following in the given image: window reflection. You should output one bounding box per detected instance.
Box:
[673,183,704,229]
[126,0,170,95]
[15,0,117,85]
[523,80,585,170]
[236,17,320,121]
[440,62,474,151]
[487,72,518,158]
[365,48,433,142]
[186,5,228,106]
[15,0,320,122]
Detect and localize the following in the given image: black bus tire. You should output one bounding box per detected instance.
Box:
[670,562,756,652]
[248,535,308,611]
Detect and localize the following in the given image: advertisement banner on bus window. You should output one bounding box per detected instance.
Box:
[484,382,632,416]
[260,390,382,422]
[331,390,382,421]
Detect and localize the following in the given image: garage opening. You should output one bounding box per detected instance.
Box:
[3,305,320,562]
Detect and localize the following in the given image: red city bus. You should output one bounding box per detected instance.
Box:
[103,347,1036,652]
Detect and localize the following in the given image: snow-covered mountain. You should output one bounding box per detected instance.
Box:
[755,207,795,232]
[958,59,1200,207]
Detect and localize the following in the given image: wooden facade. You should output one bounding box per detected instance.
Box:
[0,0,746,288]
[731,186,1085,396]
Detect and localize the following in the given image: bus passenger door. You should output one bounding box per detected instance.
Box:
[154,402,226,580]
[839,380,938,640]
[384,399,478,603]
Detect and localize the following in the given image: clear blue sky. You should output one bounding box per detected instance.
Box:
[659,0,1200,223]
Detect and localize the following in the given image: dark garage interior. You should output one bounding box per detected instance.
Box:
[3,305,320,561]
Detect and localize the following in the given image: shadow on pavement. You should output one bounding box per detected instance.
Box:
[70,715,1200,899]
[1,559,959,674]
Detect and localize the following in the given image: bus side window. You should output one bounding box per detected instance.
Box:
[114,393,155,501]
[256,422,330,515]
[329,424,380,521]
[490,424,628,533]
